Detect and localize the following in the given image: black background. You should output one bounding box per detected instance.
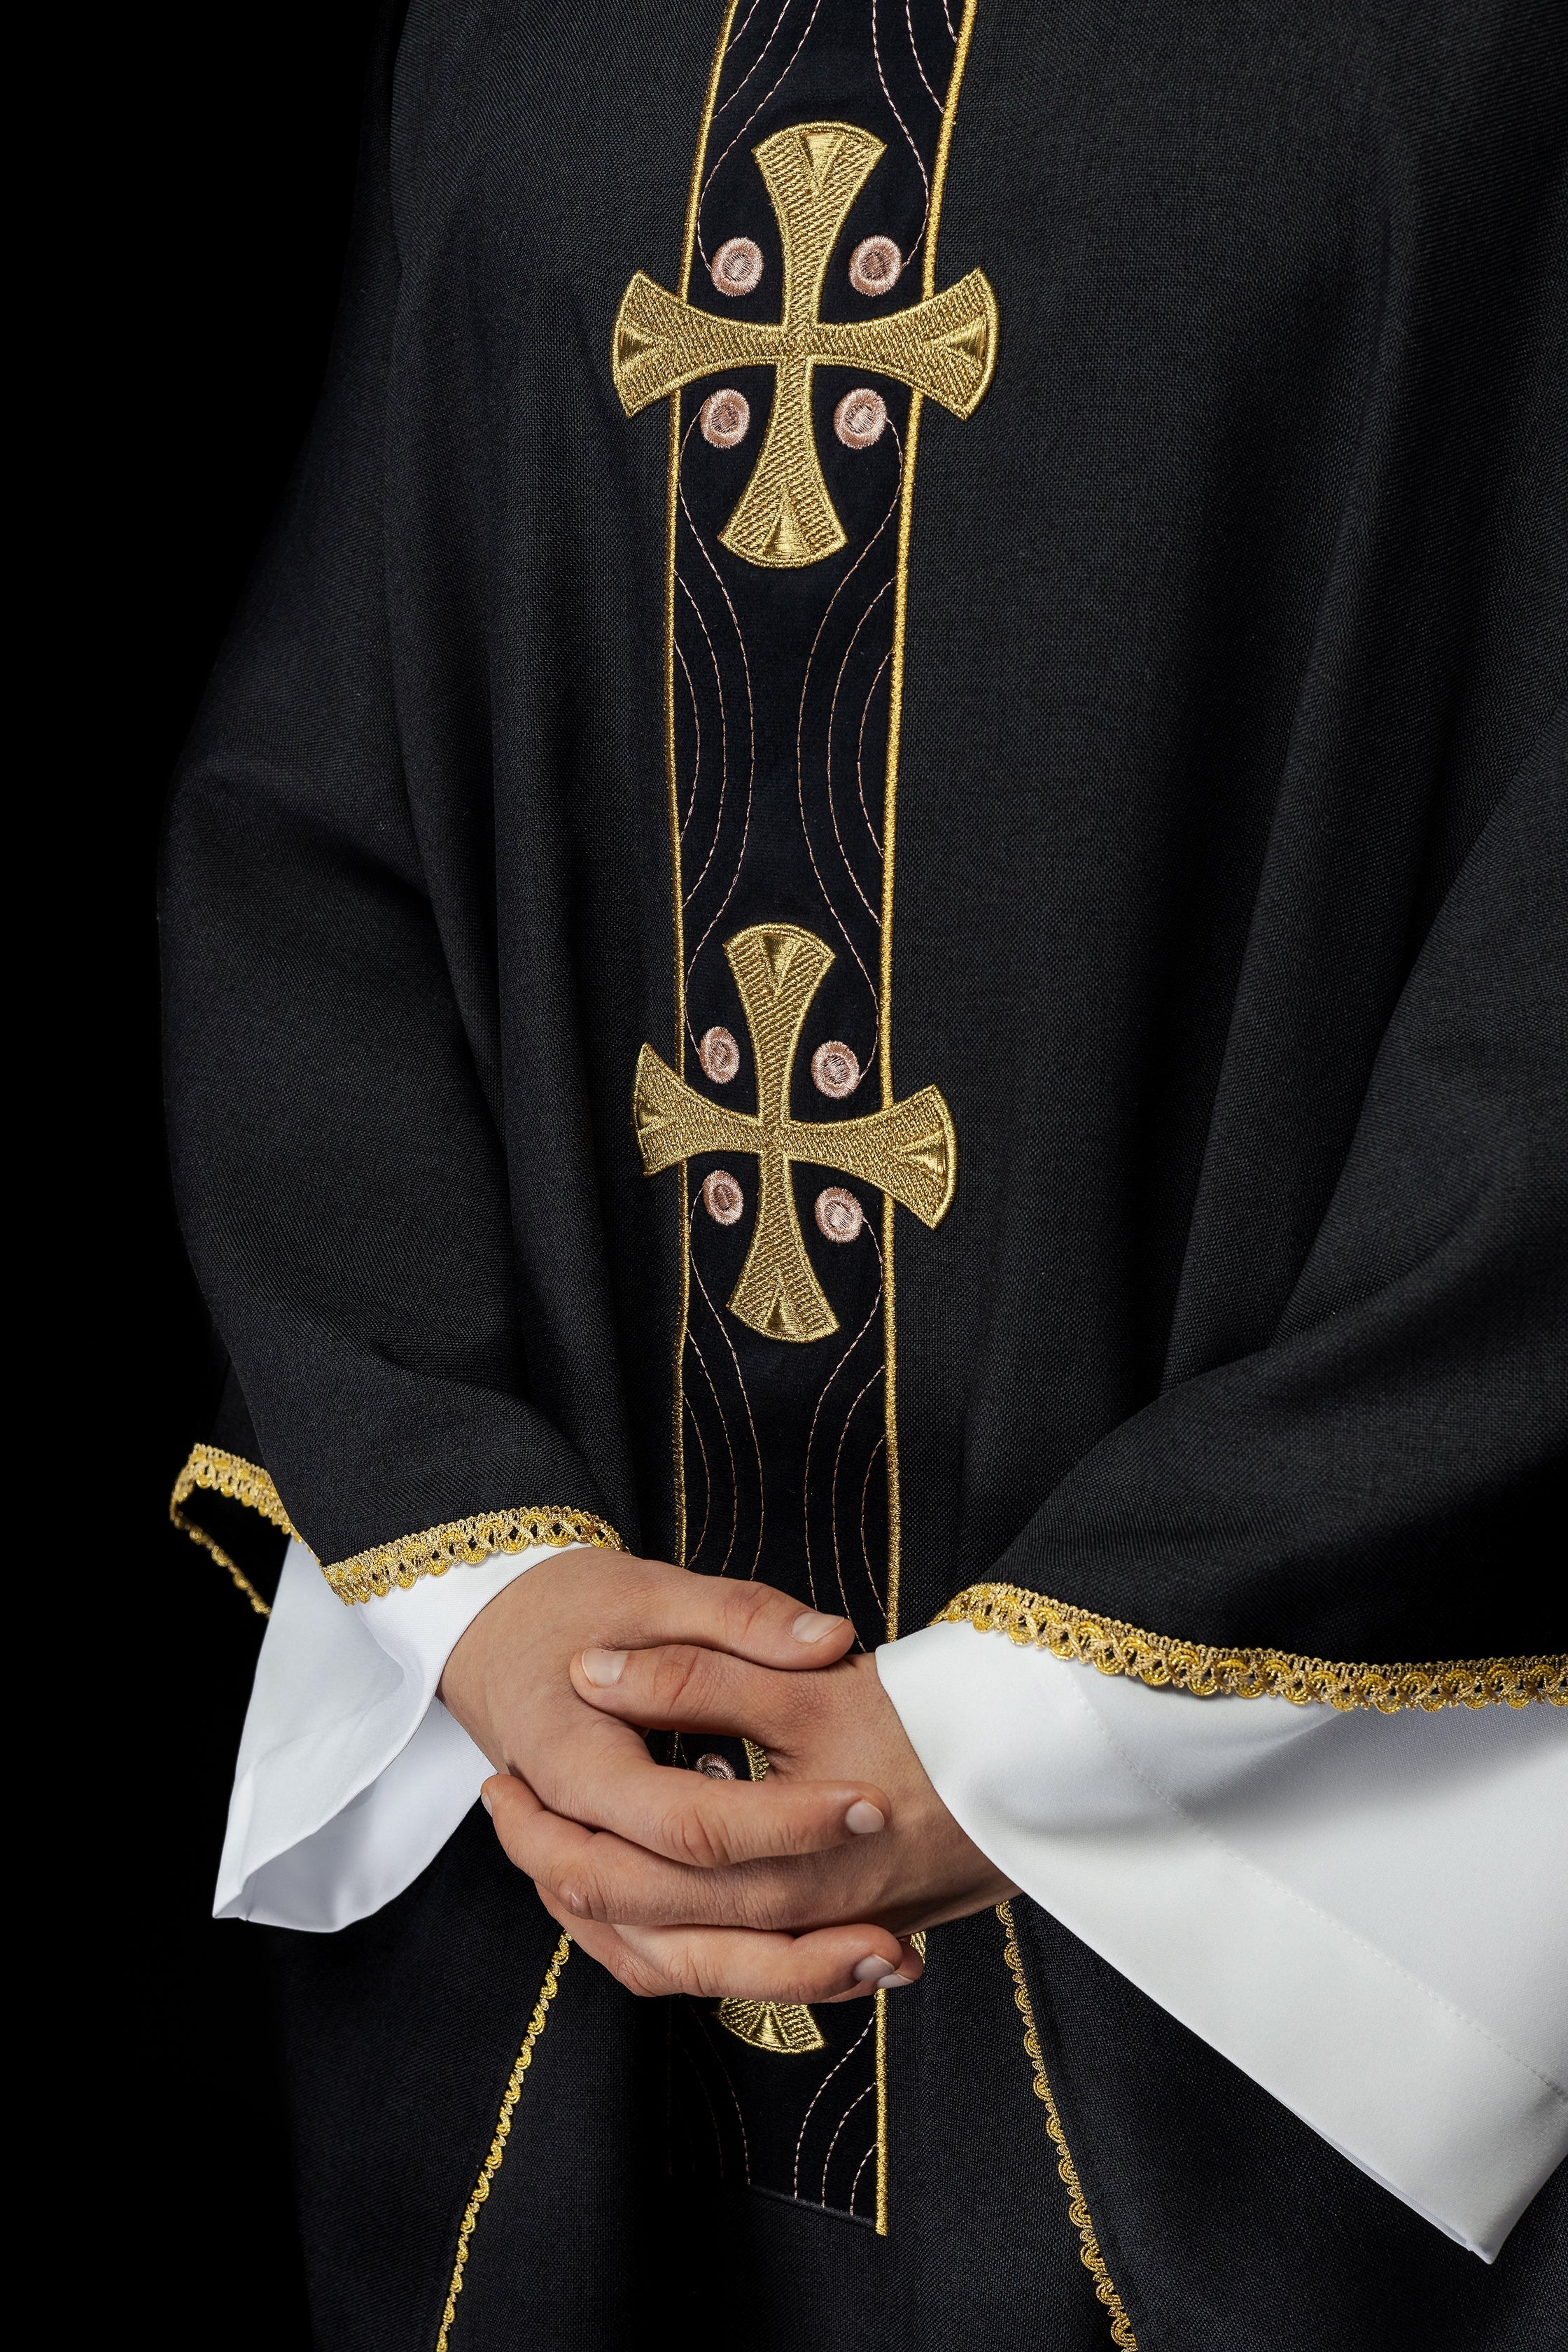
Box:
[97,6,379,2337]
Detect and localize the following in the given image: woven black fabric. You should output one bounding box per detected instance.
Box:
[163,0,1567,2342]
[162,0,1567,1657]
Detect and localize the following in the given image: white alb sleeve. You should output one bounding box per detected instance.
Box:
[216,1537,573,1933]
[877,1619,1568,2264]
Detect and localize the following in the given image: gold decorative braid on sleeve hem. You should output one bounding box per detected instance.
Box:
[998,1904,1137,2349]
[324,1506,624,1605]
[436,1933,570,2352]
[936,1584,1567,1712]
[169,1443,298,1618]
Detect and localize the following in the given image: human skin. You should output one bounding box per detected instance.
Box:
[439,1548,1015,2002]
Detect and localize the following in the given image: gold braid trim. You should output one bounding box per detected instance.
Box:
[324,1506,624,1605]
[436,1933,570,2352]
[937,1584,1567,1713]
[169,1443,297,1619]
[998,1905,1137,2351]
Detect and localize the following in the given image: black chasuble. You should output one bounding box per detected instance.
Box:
[162,1,1567,2346]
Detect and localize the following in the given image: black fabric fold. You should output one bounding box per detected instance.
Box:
[162,0,1566,1641]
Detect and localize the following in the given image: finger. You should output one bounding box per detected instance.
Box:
[571,1642,864,1770]
[502,1707,890,1869]
[485,1775,878,1921]
[536,1884,911,2003]
[612,1919,920,2001]
[573,1555,855,1670]
[815,1936,926,2002]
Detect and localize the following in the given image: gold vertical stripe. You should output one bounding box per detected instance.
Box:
[874,1984,890,2236]
[875,0,983,2235]
[666,3,738,1564]
[997,1905,1138,2349]
[435,1933,572,2351]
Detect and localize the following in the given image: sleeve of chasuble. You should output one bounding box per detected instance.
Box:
[160,6,626,1595]
[886,709,1568,2264]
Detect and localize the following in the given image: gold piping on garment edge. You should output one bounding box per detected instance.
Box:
[435,1935,572,2352]
[937,1584,1567,1712]
[169,1442,623,1609]
[997,1905,1138,2351]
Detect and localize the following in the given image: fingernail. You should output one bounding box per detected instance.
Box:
[877,1970,918,1989]
[844,1800,886,1835]
[792,1610,845,1642]
[581,1647,628,1686]
[480,1789,493,1816]
[853,1956,889,1983]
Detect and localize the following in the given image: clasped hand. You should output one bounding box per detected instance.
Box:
[439,1548,1014,2005]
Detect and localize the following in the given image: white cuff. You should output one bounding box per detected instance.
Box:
[216,1537,569,1931]
[877,1618,1568,2262]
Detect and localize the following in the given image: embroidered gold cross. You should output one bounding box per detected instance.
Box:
[612,120,997,568]
[633,924,957,1343]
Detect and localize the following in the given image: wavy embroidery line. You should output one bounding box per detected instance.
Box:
[801,1231,884,1609]
[699,0,827,259]
[686,1323,741,1575]
[690,1220,768,1578]
[792,2016,876,2198]
[793,421,906,1063]
[677,433,757,1019]
[905,0,944,109]
[826,580,894,924]
[677,568,730,907]
[682,1390,715,1570]
[872,0,931,260]
[858,651,890,854]
[831,1363,885,1626]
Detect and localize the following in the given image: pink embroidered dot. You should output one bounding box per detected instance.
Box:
[811,1040,862,1098]
[833,390,887,451]
[700,390,751,449]
[816,1186,864,1244]
[848,235,902,296]
[703,1169,746,1226]
[699,1025,742,1082]
[694,1752,736,1779]
[711,237,764,297]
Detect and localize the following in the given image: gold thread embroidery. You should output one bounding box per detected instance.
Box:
[997,1903,1138,2351]
[614,122,997,567]
[169,1442,298,1617]
[634,922,956,1343]
[435,1933,571,2352]
[939,1584,1567,1712]
[652,0,988,2241]
[875,1981,890,2236]
[718,1998,828,2054]
[324,1506,624,1606]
